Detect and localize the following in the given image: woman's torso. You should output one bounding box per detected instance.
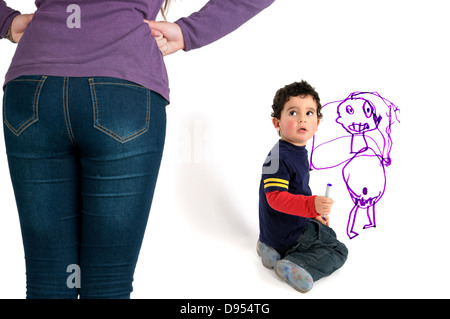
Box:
[6,0,170,100]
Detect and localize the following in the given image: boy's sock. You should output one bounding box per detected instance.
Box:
[256,239,280,269]
[274,259,314,293]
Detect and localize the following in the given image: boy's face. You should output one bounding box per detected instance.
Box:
[272,95,320,147]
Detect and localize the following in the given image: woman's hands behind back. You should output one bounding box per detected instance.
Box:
[143,20,185,56]
[9,14,34,43]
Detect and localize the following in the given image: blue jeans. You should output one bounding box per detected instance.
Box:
[284,220,348,281]
[2,75,167,298]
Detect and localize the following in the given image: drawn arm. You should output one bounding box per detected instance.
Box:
[310,135,353,170]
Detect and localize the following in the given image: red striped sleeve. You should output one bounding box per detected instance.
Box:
[266,191,318,218]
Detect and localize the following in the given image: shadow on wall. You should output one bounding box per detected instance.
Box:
[175,162,256,248]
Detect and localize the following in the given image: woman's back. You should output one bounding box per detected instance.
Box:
[2,0,275,102]
[5,0,169,99]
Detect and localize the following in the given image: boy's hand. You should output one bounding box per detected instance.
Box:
[314,196,334,216]
[315,215,329,227]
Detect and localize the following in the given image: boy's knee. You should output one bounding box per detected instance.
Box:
[336,242,349,264]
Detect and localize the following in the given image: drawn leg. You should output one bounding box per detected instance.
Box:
[347,204,359,239]
[363,204,376,229]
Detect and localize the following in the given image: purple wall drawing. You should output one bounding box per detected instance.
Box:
[310,92,400,239]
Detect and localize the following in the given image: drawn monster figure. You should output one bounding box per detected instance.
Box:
[310,92,400,239]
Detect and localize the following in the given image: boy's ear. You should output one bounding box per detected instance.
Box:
[272,117,280,131]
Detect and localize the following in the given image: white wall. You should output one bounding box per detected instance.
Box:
[1,0,449,298]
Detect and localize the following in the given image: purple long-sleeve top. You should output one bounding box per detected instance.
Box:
[0,0,274,101]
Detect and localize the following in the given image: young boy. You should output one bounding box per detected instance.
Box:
[257,81,348,293]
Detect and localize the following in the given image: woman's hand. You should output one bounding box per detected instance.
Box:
[143,20,185,56]
[9,14,34,43]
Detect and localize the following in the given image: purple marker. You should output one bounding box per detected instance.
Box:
[325,183,332,198]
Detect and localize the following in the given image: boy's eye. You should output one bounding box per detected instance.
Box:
[307,111,314,116]
[289,111,297,116]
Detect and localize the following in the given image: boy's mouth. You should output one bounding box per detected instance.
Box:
[298,127,307,132]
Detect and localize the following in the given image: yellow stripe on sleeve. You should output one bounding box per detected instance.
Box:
[263,178,289,185]
[264,183,289,189]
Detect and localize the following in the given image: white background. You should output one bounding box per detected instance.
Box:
[1,0,449,299]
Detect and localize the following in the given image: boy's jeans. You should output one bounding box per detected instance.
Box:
[284,219,348,281]
[3,75,167,298]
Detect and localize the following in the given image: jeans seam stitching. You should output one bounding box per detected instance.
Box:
[62,77,77,146]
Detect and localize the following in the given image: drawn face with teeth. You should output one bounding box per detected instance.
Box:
[336,98,380,134]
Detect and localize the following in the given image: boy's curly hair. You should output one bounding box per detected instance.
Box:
[272,81,323,120]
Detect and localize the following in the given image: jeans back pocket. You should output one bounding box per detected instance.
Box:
[3,75,47,136]
[89,78,151,143]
